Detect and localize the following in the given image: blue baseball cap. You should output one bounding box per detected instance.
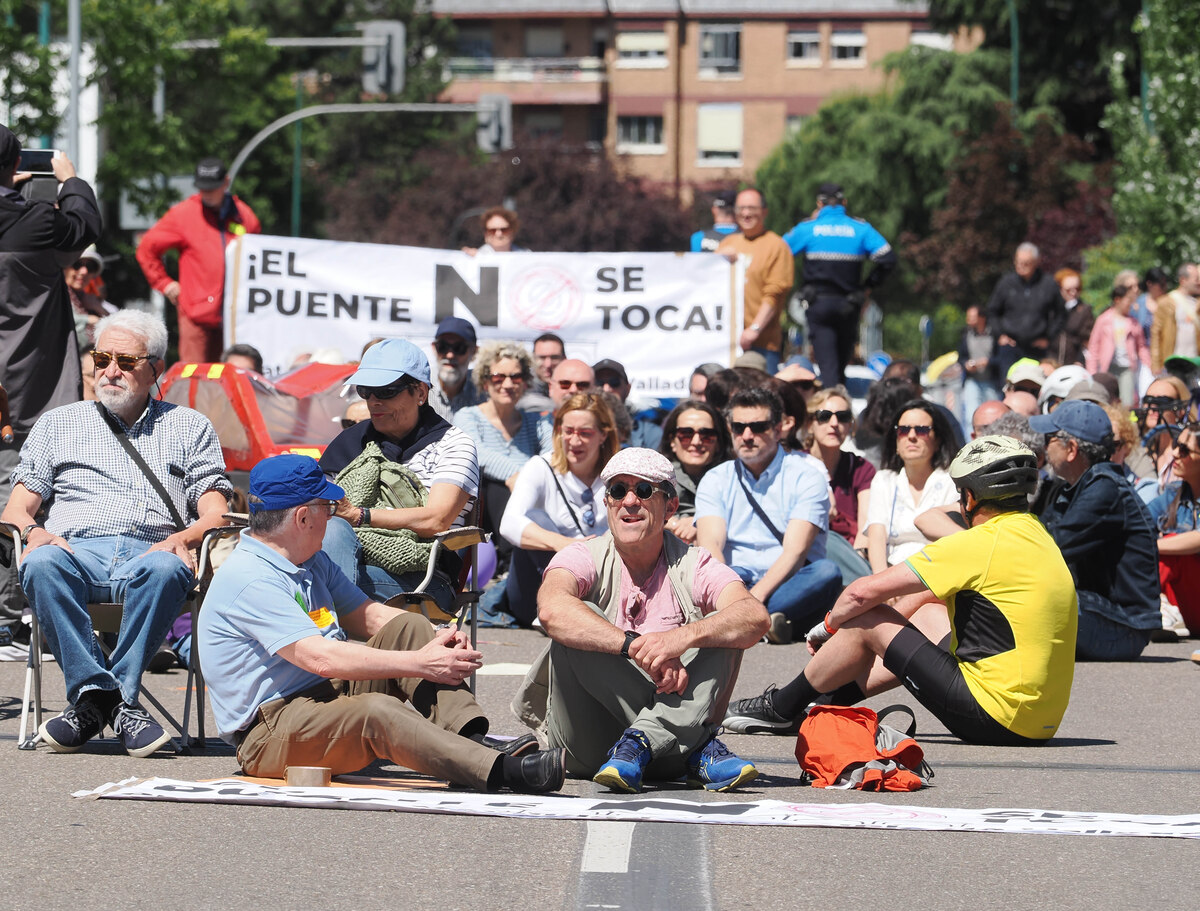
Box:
[249,454,344,513]
[435,316,477,346]
[347,338,431,388]
[1028,400,1114,445]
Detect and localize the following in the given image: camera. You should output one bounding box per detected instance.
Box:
[18,148,61,203]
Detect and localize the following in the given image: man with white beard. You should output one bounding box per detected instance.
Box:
[1,310,230,757]
[428,317,484,419]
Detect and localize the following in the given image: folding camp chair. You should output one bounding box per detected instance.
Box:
[8,522,241,753]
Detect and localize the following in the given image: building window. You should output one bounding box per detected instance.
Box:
[699,23,741,76]
[455,25,493,59]
[525,25,564,58]
[524,111,564,139]
[909,30,955,51]
[786,30,821,65]
[617,115,664,153]
[696,103,742,165]
[615,31,669,68]
[830,30,866,65]
[786,114,809,136]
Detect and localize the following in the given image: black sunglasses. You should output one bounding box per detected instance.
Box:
[580,487,596,528]
[1141,396,1185,413]
[435,339,470,357]
[606,480,663,502]
[895,424,934,437]
[71,259,94,271]
[556,379,592,391]
[1174,440,1196,457]
[673,427,718,444]
[356,380,414,401]
[730,419,774,436]
[91,350,152,371]
[813,409,853,424]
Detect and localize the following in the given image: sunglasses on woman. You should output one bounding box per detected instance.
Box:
[489,372,525,386]
[895,424,934,437]
[90,350,152,371]
[813,409,853,424]
[356,380,414,400]
[606,480,665,502]
[673,427,718,444]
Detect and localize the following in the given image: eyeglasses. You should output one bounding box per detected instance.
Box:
[580,487,595,528]
[556,379,592,391]
[307,500,337,516]
[71,260,94,271]
[673,427,718,444]
[435,339,470,357]
[356,380,414,401]
[340,418,358,430]
[730,420,774,436]
[606,480,663,502]
[814,409,853,425]
[1174,440,1196,457]
[561,425,598,440]
[485,225,512,235]
[91,350,152,371]
[734,206,762,214]
[489,372,526,386]
[1141,396,1185,414]
[895,424,934,437]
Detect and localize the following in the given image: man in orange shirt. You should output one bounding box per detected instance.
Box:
[718,188,794,374]
[136,158,261,363]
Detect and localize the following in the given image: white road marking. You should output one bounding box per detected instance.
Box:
[579,821,636,873]
[475,662,532,676]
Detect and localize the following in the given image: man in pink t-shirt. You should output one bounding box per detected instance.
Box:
[535,448,769,793]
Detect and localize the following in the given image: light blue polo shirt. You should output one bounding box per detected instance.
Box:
[695,448,830,584]
[197,531,369,740]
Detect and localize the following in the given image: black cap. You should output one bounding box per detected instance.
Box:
[194,157,228,190]
[592,358,629,386]
[0,124,20,171]
[817,181,844,201]
[712,190,736,210]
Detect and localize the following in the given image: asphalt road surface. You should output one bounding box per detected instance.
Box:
[2,628,1197,911]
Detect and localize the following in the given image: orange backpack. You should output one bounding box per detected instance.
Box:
[796,704,932,791]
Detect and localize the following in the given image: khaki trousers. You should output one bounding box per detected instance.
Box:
[545,639,742,779]
[238,613,498,789]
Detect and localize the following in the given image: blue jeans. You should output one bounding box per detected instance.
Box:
[1076,598,1152,661]
[755,558,843,630]
[321,518,454,613]
[19,536,193,706]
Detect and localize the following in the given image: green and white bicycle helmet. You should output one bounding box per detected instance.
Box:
[949,435,1038,501]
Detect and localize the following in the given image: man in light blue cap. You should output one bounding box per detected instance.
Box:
[319,338,481,611]
[1030,400,1161,660]
[198,453,565,792]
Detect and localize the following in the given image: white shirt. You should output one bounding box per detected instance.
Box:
[499,456,607,546]
[864,467,957,565]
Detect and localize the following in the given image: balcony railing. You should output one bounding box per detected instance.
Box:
[445,56,606,83]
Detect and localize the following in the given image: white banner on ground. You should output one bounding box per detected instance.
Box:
[224,236,742,395]
[76,777,1200,840]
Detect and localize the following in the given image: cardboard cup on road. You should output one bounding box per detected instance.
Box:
[285,766,332,787]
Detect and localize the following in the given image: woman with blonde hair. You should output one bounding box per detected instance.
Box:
[485,393,619,626]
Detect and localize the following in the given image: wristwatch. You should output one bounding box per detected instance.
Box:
[620,630,641,659]
[19,523,37,546]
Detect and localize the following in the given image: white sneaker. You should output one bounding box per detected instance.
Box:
[1157,598,1191,640]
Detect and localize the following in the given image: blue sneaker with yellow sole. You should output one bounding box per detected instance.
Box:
[687,736,758,791]
[592,728,652,793]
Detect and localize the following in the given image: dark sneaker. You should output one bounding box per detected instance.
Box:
[723,684,803,735]
[110,704,172,758]
[478,732,539,757]
[508,748,566,793]
[592,728,652,793]
[146,643,179,673]
[40,700,107,752]
[766,612,793,644]
[687,736,758,792]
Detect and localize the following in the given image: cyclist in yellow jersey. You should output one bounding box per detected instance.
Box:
[725,436,1077,745]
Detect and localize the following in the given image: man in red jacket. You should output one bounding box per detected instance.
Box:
[136,157,261,363]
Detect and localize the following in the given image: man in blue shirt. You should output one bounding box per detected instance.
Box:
[782,182,896,385]
[695,387,842,645]
[689,190,737,252]
[198,454,565,792]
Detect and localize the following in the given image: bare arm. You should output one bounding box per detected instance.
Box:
[750,519,817,603]
[695,515,727,563]
[866,523,888,573]
[0,484,71,555]
[828,561,927,630]
[852,488,871,550]
[358,482,470,537]
[278,625,481,686]
[913,503,966,541]
[1158,530,1200,556]
[146,488,230,570]
[537,567,628,653]
[519,521,582,552]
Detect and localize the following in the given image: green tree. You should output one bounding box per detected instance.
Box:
[0,3,60,142]
[926,0,1142,144]
[1104,0,1200,266]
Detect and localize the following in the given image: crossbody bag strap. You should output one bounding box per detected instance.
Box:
[95,402,187,532]
[542,456,585,536]
[735,461,785,544]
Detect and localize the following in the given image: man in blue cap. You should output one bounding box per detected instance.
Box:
[198,454,565,792]
[1029,400,1161,660]
[429,316,483,419]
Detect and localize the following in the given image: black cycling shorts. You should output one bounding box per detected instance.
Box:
[882,625,1041,746]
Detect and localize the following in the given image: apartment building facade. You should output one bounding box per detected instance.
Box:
[432,1,977,192]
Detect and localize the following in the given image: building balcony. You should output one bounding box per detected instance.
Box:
[441,56,607,106]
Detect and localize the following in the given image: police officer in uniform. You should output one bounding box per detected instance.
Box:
[782,183,896,385]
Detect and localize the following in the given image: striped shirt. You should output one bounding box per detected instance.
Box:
[12,398,231,543]
[405,424,480,527]
[453,405,548,483]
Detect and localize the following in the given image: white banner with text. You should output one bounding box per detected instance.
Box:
[224,236,742,397]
